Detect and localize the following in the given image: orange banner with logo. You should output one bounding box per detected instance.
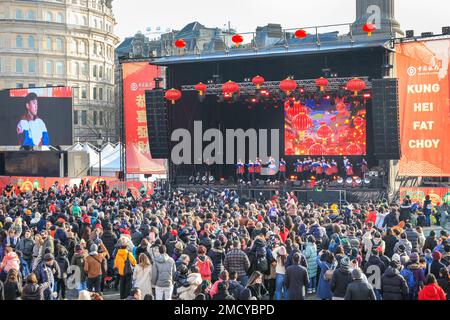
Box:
[122,62,166,174]
[400,187,450,205]
[396,39,450,177]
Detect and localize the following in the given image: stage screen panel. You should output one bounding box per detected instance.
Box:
[0,87,73,147]
[284,97,367,156]
[396,39,450,177]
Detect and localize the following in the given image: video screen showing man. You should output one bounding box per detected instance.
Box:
[16,93,50,147]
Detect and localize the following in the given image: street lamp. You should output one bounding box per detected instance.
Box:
[97,133,104,177]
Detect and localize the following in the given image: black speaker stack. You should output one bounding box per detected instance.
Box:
[145,89,170,159]
[371,78,401,160]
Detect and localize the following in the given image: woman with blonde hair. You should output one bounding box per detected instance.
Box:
[132,253,152,299]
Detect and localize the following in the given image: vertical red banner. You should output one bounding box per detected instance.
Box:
[122,62,166,174]
[396,39,450,177]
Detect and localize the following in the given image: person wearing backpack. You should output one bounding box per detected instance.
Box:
[316,250,336,300]
[84,244,106,293]
[114,243,136,299]
[404,252,426,299]
[151,245,176,300]
[195,245,213,281]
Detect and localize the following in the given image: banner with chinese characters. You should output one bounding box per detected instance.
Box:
[396,39,450,177]
[122,62,166,174]
[400,187,450,205]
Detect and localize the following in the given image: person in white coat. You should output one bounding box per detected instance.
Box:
[132,253,153,299]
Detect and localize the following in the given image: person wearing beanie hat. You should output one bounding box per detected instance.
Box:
[84,242,106,293]
[430,251,446,279]
[330,256,353,300]
[345,268,376,300]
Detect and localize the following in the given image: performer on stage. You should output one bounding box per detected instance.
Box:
[325,161,333,180]
[345,160,354,177]
[360,158,369,176]
[246,160,255,182]
[254,158,262,180]
[331,159,338,177]
[236,159,245,181]
[267,156,277,181]
[303,157,312,180]
[278,157,287,182]
[293,158,303,180]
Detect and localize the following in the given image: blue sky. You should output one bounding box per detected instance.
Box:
[113,0,450,41]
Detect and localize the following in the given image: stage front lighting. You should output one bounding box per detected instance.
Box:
[364,178,371,185]
[345,177,353,185]
[209,176,215,183]
[290,175,296,181]
[337,177,344,184]
[354,177,362,185]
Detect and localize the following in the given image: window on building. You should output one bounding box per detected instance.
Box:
[92,0,96,9]
[94,19,98,29]
[16,35,23,48]
[73,62,79,76]
[93,111,97,126]
[56,38,63,51]
[99,111,103,126]
[81,110,87,125]
[29,83,36,88]
[81,63,88,76]
[99,87,103,100]
[15,10,23,20]
[93,65,97,77]
[74,110,79,125]
[93,87,97,100]
[27,10,36,20]
[71,39,78,53]
[46,61,53,74]
[45,12,53,22]
[46,84,53,87]
[16,83,24,89]
[82,16,88,26]
[99,66,103,79]
[81,85,87,99]
[16,59,23,72]
[93,42,98,55]
[28,60,36,73]
[46,37,52,50]
[73,15,79,25]
[57,13,64,23]
[56,62,64,75]
[28,36,35,48]
[73,87,79,98]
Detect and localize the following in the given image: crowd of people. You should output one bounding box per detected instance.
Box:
[0,179,449,301]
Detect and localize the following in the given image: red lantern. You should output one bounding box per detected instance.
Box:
[315,77,329,92]
[362,23,376,37]
[194,82,207,96]
[346,143,362,155]
[294,29,307,39]
[285,148,295,155]
[232,34,244,47]
[222,80,240,95]
[175,39,186,48]
[309,143,326,155]
[317,122,332,141]
[287,102,308,118]
[353,117,365,128]
[279,79,297,95]
[164,88,182,105]
[347,78,366,96]
[292,113,312,132]
[252,75,265,89]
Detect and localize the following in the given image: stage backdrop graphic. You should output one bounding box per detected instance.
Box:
[0,87,73,147]
[400,187,450,205]
[122,62,166,174]
[284,98,367,156]
[396,39,450,177]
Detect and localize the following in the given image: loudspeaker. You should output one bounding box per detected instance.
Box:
[371,79,401,160]
[146,89,169,159]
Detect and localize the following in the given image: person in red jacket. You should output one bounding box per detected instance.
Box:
[418,274,446,300]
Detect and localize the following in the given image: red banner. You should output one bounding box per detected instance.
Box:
[396,39,450,177]
[122,62,166,174]
[400,187,450,205]
[0,176,153,197]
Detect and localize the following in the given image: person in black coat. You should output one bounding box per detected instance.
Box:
[0,278,4,300]
[430,251,446,279]
[330,256,353,300]
[212,281,235,300]
[383,228,398,258]
[3,269,22,300]
[423,231,438,252]
[284,253,309,300]
[208,240,225,283]
[437,268,450,300]
[381,261,409,300]
[345,269,376,300]
[383,210,399,229]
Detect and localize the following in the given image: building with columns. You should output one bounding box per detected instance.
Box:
[0,0,120,145]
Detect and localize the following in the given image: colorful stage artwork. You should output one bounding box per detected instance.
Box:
[284,98,367,156]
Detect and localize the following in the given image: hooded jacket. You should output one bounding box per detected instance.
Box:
[1,252,20,273]
[418,283,446,300]
[177,272,203,300]
[381,266,409,300]
[16,238,35,260]
[151,253,176,288]
[21,282,50,300]
[114,249,136,276]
